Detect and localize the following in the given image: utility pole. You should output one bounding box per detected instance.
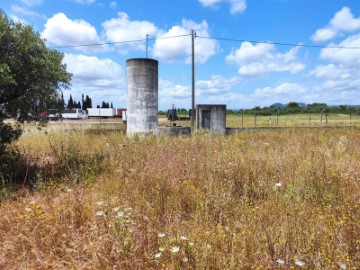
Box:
[146,34,149,58]
[191,29,196,129]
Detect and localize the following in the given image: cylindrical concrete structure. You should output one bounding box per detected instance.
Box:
[126,58,158,136]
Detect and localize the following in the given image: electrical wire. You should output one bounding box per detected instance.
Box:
[196,35,360,50]
[49,33,360,50]
[50,34,191,49]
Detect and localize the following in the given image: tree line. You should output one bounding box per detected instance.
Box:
[229,102,360,116]
[66,94,113,110]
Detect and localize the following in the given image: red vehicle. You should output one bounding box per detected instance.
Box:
[117,108,126,118]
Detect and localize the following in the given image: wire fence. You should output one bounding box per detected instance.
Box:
[226,113,360,128]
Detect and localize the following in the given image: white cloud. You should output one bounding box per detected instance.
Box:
[75,0,96,5]
[308,64,350,80]
[9,14,27,24]
[307,63,360,105]
[63,54,125,107]
[154,19,218,64]
[18,0,43,6]
[158,76,243,109]
[311,7,360,43]
[196,75,240,95]
[198,0,246,14]
[226,42,305,76]
[41,13,105,53]
[158,79,191,109]
[11,5,44,19]
[160,79,190,99]
[199,0,222,7]
[102,12,159,53]
[254,83,306,98]
[320,34,360,67]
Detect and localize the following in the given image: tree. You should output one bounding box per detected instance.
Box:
[67,95,74,109]
[0,11,71,183]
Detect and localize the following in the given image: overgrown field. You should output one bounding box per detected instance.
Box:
[1,126,360,269]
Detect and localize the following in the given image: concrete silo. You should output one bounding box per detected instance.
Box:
[126,58,158,136]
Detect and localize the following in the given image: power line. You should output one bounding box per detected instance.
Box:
[50,34,191,49]
[196,35,360,50]
[49,33,360,50]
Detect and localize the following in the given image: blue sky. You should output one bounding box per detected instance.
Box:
[2,0,360,109]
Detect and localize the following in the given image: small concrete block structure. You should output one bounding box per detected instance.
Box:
[196,104,226,134]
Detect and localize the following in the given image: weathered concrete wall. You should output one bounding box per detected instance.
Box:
[126,58,158,136]
[159,127,191,136]
[196,104,226,134]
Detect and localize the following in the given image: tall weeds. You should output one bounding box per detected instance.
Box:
[0,127,359,269]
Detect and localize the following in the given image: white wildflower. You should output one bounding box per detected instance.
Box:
[275,182,282,188]
[116,211,124,217]
[154,252,161,259]
[67,188,72,193]
[25,207,32,212]
[180,236,187,241]
[171,246,180,253]
[294,260,305,267]
[189,242,194,246]
[96,211,105,216]
[182,257,189,262]
[340,263,346,270]
[158,232,165,238]
[159,247,165,252]
[276,258,285,265]
[113,207,120,212]
[96,201,104,206]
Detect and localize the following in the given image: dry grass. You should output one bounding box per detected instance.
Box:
[226,113,360,128]
[1,126,360,269]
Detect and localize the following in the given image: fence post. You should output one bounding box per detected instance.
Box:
[241,110,244,127]
[350,113,352,126]
[325,113,328,125]
[320,111,323,127]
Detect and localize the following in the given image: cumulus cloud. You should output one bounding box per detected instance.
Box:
[102,12,160,54]
[254,83,306,97]
[307,62,360,105]
[160,79,190,99]
[320,34,360,67]
[196,75,240,95]
[311,7,360,43]
[226,42,305,76]
[63,54,125,106]
[198,0,246,14]
[308,64,351,80]
[154,19,217,64]
[158,76,243,109]
[251,83,309,105]
[41,13,105,53]
[158,79,191,109]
